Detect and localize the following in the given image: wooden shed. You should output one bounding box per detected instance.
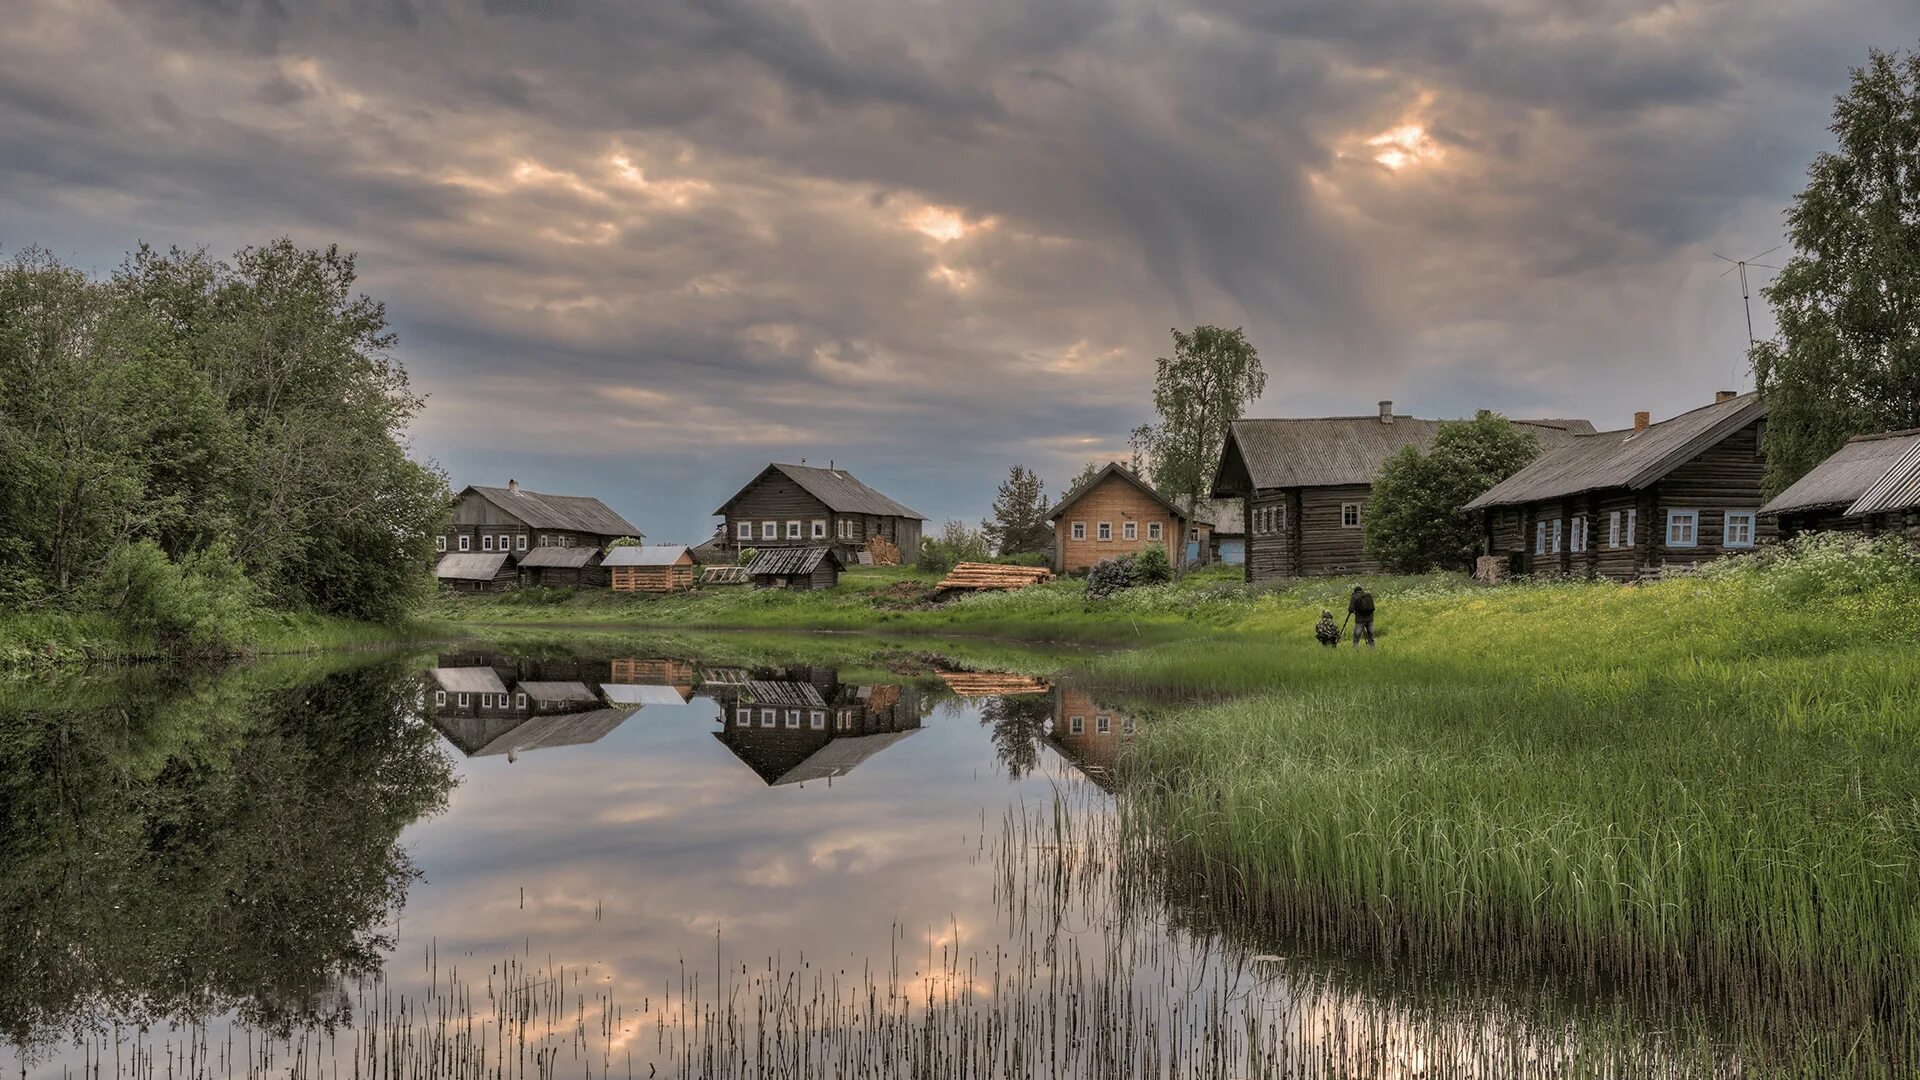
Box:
[604,545,696,591]
[514,545,609,588]
[435,551,517,592]
[1761,429,1920,539]
[744,546,843,590]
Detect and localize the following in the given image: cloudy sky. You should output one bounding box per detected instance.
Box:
[4,1,1913,540]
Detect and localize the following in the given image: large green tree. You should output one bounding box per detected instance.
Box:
[1128,326,1266,511]
[1363,412,1541,573]
[981,465,1051,556]
[1752,45,1920,494]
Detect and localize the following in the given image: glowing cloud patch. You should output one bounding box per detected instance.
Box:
[1367,124,1444,171]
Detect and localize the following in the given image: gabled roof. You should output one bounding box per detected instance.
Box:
[463,484,643,538]
[1214,415,1595,495]
[1466,393,1767,510]
[472,708,636,756]
[1847,434,1920,517]
[602,544,692,567]
[517,681,599,704]
[601,683,693,706]
[745,546,843,576]
[435,552,511,580]
[514,546,601,568]
[1047,462,1188,523]
[715,463,925,520]
[429,667,508,695]
[1760,430,1920,517]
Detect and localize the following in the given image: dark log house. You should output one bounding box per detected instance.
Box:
[437,480,643,586]
[714,463,925,564]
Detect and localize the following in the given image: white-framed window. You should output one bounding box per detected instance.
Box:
[761,521,777,540]
[1723,510,1757,549]
[1148,521,1162,541]
[810,709,826,730]
[786,520,802,539]
[837,519,854,540]
[736,706,751,726]
[434,690,446,706]
[1097,522,1112,541]
[482,534,494,551]
[785,709,800,729]
[1341,503,1362,528]
[1069,715,1084,734]
[1071,522,1086,541]
[1188,527,1200,541]
[1626,509,1637,547]
[498,535,509,551]
[457,693,469,707]
[1121,716,1135,735]
[516,534,528,551]
[558,534,573,548]
[436,535,447,552]
[1534,521,1547,555]
[811,520,827,539]
[1570,515,1587,554]
[1667,509,1699,547]
[541,534,554,546]
[1096,714,1111,734]
[1550,518,1563,554]
[1608,511,1621,549]
[515,692,526,709]
[738,522,752,540]
[760,708,776,728]
[837,711,853,731]
[1123,521,1137,541]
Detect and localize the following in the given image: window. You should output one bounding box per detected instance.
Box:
[1097,522,1112,541]
[1724,510,1757,549]
[786,520,802,539]
[736,707,752,727]
[1550,518,1563,554]
[738,522,752,540]
[1341,503,1362,528]
[837,519,854,540]
[810,709,826,730]
[541,534,554,546]
[1069,715,1085,734]
[1071,522,1086,541]
[1123,522,1137,541]
[515,692,526,709]
[1096,714,1111,734]
[1667,509,1699,547]
[436,535,447,552]
[434,690,446,706]
[1121,716,1135,735]
[516,534,528,551]
[811,520,827,539]
[1534,521,1547,555]
[457,693,469,707]
[498,535,510,551]
[1570,515,1586,554]
[481,534,493,551]
[761,521,777,540]
[1608,511,1621,549]
[760,708,776,728]
[559,534,573,548]
[1148,522,1162,541]
[785,709,800,729]
[1626,509,1637,547]
[1188,527,1199,541]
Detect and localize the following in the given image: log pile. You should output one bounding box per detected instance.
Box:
[938,671,1053,697]
[935,562,1053,593]
[866,537,902,565]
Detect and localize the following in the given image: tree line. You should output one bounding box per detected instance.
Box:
[0,240,447,643]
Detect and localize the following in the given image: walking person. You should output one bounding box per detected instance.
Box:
[1346,584,1375,648]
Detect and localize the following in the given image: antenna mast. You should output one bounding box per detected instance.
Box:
[1712,246,1782,346]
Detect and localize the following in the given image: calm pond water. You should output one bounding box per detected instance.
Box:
[2,640,1744,1078]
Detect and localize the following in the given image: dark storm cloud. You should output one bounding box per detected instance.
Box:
[3,0,1915,538]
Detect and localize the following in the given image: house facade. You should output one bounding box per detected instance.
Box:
[1761,429,1920,539]
[1466,392,1771,581]
[708,666,924,786]
[1046,463,1188,574]
[714,463,925,564]
[1212,403,1595,582]
[438,480,642,563]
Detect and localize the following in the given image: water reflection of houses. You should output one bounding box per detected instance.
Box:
[708,667,924,786]
[1046,687,1141,789]
[426,653,697,758]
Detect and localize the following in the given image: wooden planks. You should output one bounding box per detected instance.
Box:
[938,671,1053,697]
[936,562,1054,592]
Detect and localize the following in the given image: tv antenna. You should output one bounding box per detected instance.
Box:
[1712,246,1781,345]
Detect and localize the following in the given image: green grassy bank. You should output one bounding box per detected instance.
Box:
[0,608,449,671]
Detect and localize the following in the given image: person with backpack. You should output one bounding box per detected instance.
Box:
[1314,609,1341,647]
[1345,584,1376,648]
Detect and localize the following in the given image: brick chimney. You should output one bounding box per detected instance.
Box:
[1715,389,1738,403]
[1633,411,1651,433]
[1378,400,1394,425]
[507,478,520,494]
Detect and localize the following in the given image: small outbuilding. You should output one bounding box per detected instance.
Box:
[1761,429,1920,539]
[435,551,516,592]
[604,544,696,592]
[745,546,843,590]
[514,546,609,588]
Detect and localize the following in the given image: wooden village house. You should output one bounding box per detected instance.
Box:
[714,463,925,564]
[1047,463,1190,574]
[603,544,696,591]
[708,666,924,786]
[1761,429,1920,540]
[1211,402,1595,582]
[1465,391,1770,581]
[435,480,642,590]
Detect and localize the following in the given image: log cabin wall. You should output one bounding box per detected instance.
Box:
[1052,474,1183,573]
[1298,484,1378,577]
[1243,489,1295,582]
[725,476,834,550]
[1649,420,1773,570]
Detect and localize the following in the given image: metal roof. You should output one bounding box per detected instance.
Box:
[1047,462,1189,523]
[1847,432,1920,516]
[463,485,643,538]
[601,544,692,567]
[435,552,511,580]
[514,546,600,568]
[429,667,508,695]
[1466,394,1767,510]
[745,546,840,576]
[715,463,925,519]
[1760,430,1920,517]
[1215,415,1595,495]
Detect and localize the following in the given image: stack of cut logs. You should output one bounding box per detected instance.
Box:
[866,537,902,565]
[935,562,1053,592]
[938,671,1053,697]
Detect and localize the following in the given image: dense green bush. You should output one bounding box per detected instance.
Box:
[85,540,256,655]
[1131,543,1173,585]
[917,520,993,574]
[1085,555,1136,601]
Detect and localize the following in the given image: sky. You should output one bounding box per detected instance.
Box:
[3,1,1914,542]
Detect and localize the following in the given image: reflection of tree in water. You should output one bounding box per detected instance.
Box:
[979,694,1053,779]
[0,658,456,1056]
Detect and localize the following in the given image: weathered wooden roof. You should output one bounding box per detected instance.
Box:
[745,546,841,576]
[1214,415,1595,495]
[600,683,693,705]
[714,463,925,520]
[430,666,508,695]
[463,484,643,537]
[514,546,600,568]
[1847,433,1920,517]
[472,708,637,757]
[1466,394,1766,510]
[435,552,512,580]
[1760,430,1920,517]
[602,544,692,567]
[517,681,599,704]
[1177,497,1242,533]
[1047,462,1188,523]
[740,679,830,708]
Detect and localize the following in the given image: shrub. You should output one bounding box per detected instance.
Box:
[1085,555,1136,601]
[1131,543,1173,585]
[86,540,257,656]
[738,547,758,566]
[918,519,992,575]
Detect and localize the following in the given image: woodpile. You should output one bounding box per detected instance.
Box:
[938,671,1053,697]
[866,537,902,565]
[935,562,1054,592]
